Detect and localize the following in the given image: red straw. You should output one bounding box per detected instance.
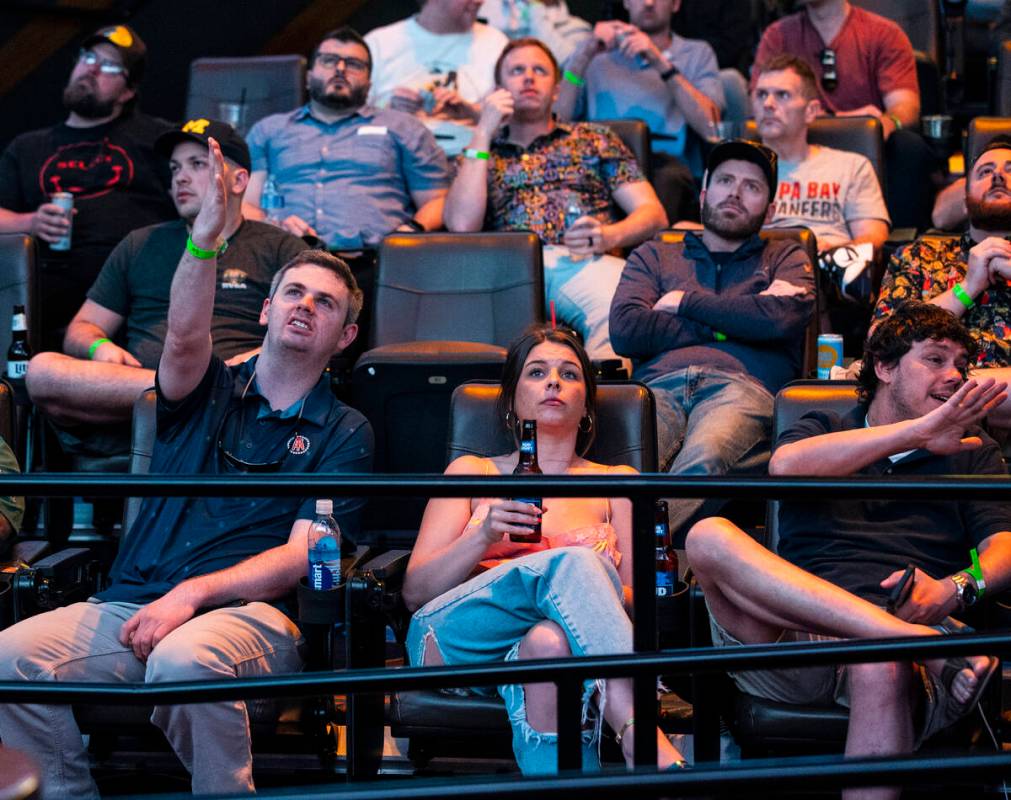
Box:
[550,300,557,329]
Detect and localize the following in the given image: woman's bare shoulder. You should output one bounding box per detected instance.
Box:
[572,459,639,476]
[444,454,512,475]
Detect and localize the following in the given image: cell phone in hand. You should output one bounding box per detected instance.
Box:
[886,564,916,614]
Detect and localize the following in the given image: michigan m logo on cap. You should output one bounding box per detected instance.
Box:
[182,119,211,135]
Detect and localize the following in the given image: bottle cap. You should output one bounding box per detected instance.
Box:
[315,498,334,516]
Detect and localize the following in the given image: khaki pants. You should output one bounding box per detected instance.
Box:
[0,598,303,798]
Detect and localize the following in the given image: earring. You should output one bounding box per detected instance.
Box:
[579,414,593,433]
[504,409,516,429]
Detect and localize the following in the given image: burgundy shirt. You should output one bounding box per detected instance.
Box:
[752,5,918,114]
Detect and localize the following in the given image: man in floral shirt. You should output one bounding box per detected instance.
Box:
[443,37,667,361]
[874,137,1011,426]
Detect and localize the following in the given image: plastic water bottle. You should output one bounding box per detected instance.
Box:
[563,193,583,231]
[261,174,285,226]
[307,499,341,591]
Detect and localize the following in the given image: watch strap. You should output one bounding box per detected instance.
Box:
[659,64,679,82]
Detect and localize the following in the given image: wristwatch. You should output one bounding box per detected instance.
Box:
[950,571,979,610]
[659,64,679,82]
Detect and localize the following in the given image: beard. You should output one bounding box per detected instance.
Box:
[967,193,1011,233]
[701,198,766,241]
[308,75,368,111]
[62,79,118,119]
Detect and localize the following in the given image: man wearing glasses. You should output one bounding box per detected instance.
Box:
[244,27,451,250]
[0,25,176,350]
[0,137,374,798]
[752,0,936,231]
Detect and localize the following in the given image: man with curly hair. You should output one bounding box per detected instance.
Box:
[688,302,1011,800]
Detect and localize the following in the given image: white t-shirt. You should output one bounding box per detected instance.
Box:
[765,144,890,250]
[364,17,508,155]
[479,0,591,63]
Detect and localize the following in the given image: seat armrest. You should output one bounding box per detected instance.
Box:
[15,547,102,615]
[356,549,411,584]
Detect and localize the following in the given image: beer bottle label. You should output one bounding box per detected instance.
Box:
[6,360,27,379]
[520,439,535,455]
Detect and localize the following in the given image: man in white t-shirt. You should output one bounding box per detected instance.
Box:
[364,0,508,154]
[754,54,889,253]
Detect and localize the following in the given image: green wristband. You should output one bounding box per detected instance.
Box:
[952,282,975,310]
[563,69,585,87]
[967,548,986,598]
[714,331,727,342]
[186,236,227,260]
[88,338,111,360]
[463,148,490,161]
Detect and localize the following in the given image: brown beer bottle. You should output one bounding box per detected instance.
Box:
[510,419,543,543]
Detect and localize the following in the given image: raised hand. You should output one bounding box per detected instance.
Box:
[909,377,1008,455]
[190,137,227,251]
[476,88,514,139]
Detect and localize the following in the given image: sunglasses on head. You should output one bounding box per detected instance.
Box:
[217,371,306,473]
[819,48,838,92]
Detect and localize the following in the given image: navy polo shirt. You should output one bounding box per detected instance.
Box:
[97,355,373,605]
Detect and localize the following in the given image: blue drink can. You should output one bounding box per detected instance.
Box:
[817,334,844,379]
[50,192,73,252]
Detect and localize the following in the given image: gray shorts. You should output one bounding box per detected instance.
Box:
[708,612,851,708]
[708,611,975,746]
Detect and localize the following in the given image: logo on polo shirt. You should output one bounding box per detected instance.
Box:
[221,268,248,290]
[288,434,311,455]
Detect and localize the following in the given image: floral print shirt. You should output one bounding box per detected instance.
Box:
[484,121,643,245]
[874,233,1011,367]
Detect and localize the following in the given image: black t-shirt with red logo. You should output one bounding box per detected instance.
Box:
[0,112,177,342]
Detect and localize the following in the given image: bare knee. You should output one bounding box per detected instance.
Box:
[518,620,571,660]
[685,516,746,579]
[847,661,912,707]
[25,352,73,407]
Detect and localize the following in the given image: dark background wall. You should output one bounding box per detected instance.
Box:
[0,0,606,150]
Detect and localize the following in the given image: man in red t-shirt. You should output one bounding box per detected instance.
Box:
[753,0,938,230]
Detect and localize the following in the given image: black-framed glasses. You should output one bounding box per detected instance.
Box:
[217,373,306,473]
[819,48,838,92]
[314,54,370,74]
[78,49,127,76]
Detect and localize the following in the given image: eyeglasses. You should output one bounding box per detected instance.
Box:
[314,54,370,74]
[78,49,127,76]
[819,48,838,92]
[217,372,306,473]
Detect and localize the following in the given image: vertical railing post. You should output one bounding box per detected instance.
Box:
[556,677,583,771]
[631,495,658,769]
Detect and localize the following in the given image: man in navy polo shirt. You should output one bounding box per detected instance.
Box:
[0,137,373,798]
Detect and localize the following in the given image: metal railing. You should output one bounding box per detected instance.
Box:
[1,472,1010,795]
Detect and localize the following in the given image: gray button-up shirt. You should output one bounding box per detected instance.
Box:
[246,104,451,250]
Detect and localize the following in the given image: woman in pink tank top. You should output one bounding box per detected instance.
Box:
[402,325,686,774]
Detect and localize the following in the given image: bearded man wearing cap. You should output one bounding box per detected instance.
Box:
[24,119,307,458]
[610,139,815,541]
[0,25,177,349]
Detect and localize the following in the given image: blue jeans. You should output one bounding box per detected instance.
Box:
[406,547,632,774]
[648,366,774,537]
[542,245,626,363]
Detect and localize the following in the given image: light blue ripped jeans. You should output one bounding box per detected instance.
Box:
[406,547,633,774]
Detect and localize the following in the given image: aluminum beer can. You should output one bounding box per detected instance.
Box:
[50,192,74,252]
[817,333,844,379]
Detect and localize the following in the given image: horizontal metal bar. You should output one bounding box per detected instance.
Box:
[1,472,1010,500]
[172,751,1011,798]
[3,630,1008,706]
